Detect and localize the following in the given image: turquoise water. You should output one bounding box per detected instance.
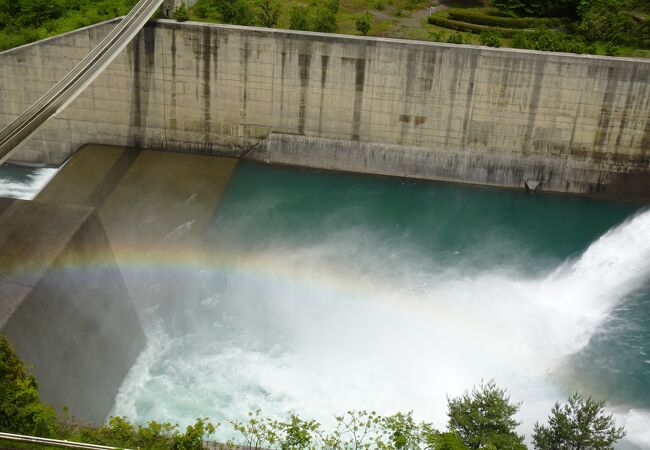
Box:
[1,162,649,447]
[116,162,650,448]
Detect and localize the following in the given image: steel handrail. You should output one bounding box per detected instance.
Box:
[0,431,132,449]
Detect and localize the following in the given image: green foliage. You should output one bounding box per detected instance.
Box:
[512,31,533,47]
[480,27,503,46]
[578,0,637,44]
[312,6,338,33]
[431,30,445,42]
[289,5,310,30]
[0,337,630,450]
[487,0,525,17]
[528,26,593,52]
[427,15,521,38]
[489,0,578,18]
[447,380,526,450]
[0,0,134,50]
[447,31,464,44]
[172,417,217,450]
[355,12,372,36]
[172,3,189,22]
[287,3,339,33]
[422,428,471,450]
[377,412,421,449]
[326,0,340,15]
[604,41,619,55]
[447,9,563,29]
[0,336,56,437]
[214,0,254,25]
[194,2,208,18]
[319,410,382,449]
[277,413,320,449]
[256,0,280,28]
[532,393,625,450]
[230,410,278,449]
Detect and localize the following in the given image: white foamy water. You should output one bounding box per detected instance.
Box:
[114,210,650,447]
[0,166,57,199]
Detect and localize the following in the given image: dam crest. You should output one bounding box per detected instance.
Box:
[1,19,650,198]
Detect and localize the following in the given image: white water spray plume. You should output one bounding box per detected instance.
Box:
[114,208,650,448]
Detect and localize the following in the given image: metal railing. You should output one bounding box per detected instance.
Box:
[0,0,165,165]
[0,431,131,449]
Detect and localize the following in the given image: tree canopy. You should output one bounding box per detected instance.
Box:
[532,393,626,450]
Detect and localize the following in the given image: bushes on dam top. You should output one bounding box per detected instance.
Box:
[0,335,629,449]
[0,0,137,51]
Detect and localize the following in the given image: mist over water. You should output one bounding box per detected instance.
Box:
[0,160,647,446]
[105,163,650,448]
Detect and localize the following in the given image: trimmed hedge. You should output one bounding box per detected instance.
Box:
[446,9,563,29]
[427,15,526,38]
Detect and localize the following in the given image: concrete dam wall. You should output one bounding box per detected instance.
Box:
[1,20,650,198]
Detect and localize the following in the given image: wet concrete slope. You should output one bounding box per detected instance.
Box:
[0,145,238,422]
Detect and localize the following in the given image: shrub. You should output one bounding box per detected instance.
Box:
[604,41,619,56]
[214,0,254,25]
[489,0,577,18]
[311,7,337,33]
[528,27,593,53]
[428,15,522,38]
[195,3,209,18]
[171,3,188,22]
[447,9,563,29]
[0,335,56,437]
[355,12,372,35]
[431,30,445,42]
[532,393,625,450]
[256,0,280,28]
[578,0,637,45]
[480,27,503,47]
[447,31,464,44]
[447,380,527,450]
[512,31,533,48]
[326,0,340,14]
[289,4,310,30]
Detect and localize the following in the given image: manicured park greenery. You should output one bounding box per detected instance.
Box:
[0,0,648,56]
[0,334,628,449]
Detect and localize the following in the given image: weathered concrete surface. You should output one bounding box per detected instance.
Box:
[38,144,238,309]
[0,198,145,423]
[0,146,238,422]
[1,20,649,198]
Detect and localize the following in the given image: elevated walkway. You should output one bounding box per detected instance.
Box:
[0,0,164,165]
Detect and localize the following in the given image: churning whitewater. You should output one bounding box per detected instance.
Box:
[113,201,650,448]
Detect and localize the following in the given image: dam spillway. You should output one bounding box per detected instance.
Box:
[0,146,649,447]
[0,11,650,448]
[1,20,650,199]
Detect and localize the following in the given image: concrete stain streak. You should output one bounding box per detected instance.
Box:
[318,54,329,136]
[3,20,650,199]
[351,58,366,141]
[298,53,311,135]
[202,27,212,141]
[595,65,620,149]
[523,57,545,153]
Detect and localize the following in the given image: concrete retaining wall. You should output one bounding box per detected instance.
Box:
[1,20,649,198]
